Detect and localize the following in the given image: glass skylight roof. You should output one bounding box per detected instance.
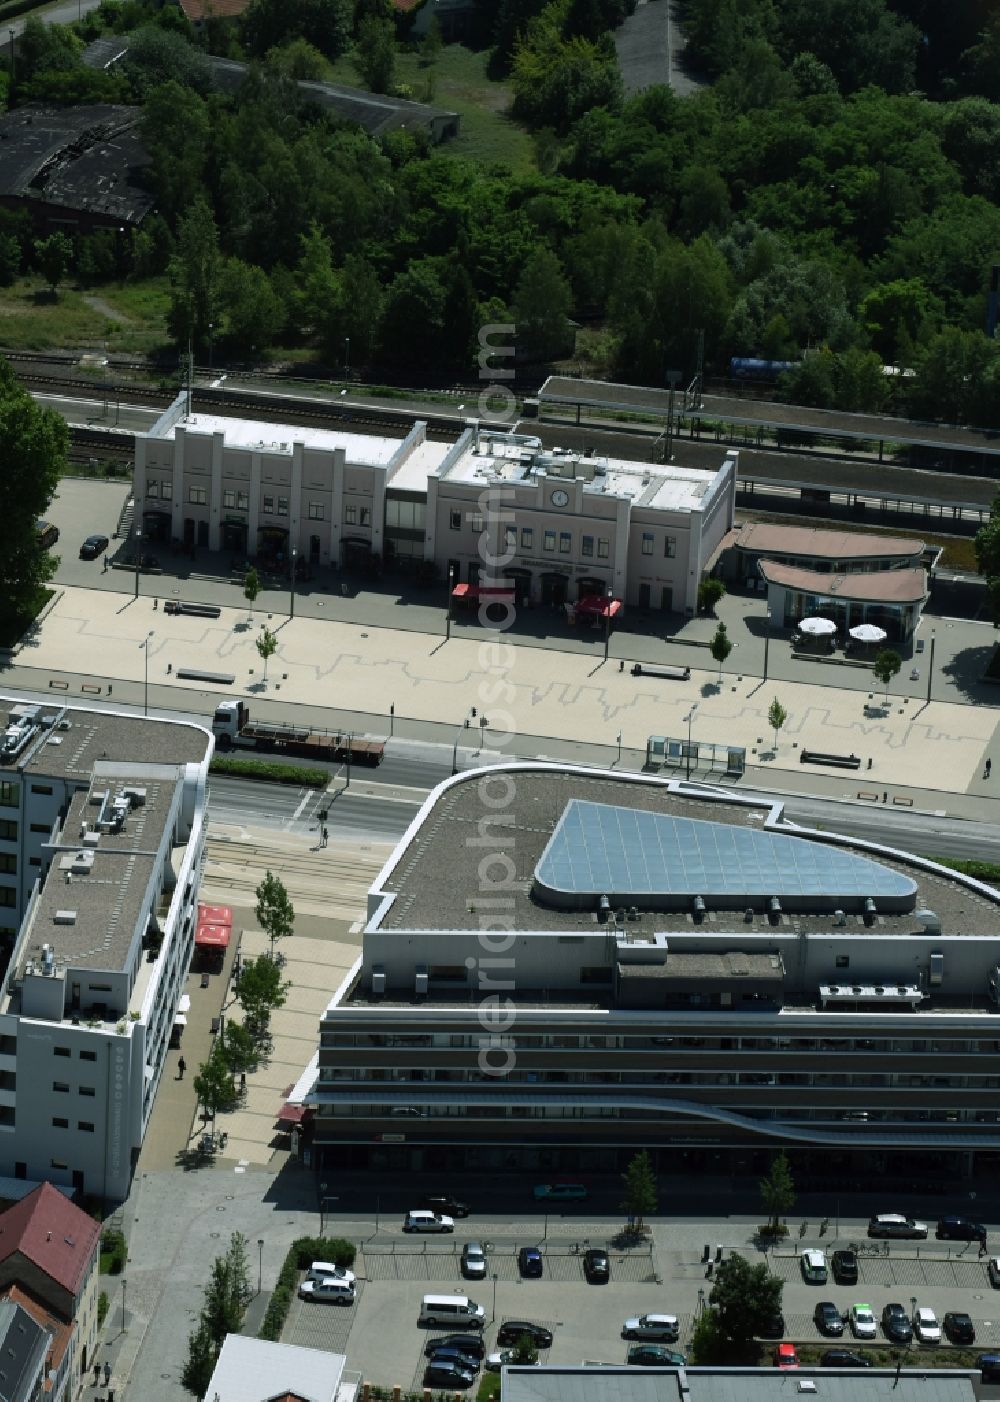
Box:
[533,800,918,908]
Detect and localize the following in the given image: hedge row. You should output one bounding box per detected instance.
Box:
[258,1236,356,1342]
[210,756,328,787]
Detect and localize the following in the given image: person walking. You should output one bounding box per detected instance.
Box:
[177,1056,186,1081]
[985,758,992,779]
[321,825,328,848]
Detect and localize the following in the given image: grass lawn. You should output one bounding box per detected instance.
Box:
[326,42,536,172]
[0,275,171,356]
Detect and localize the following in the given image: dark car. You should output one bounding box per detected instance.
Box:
[759,1313,786,1340]
[497,1321,553,1349]
[424,1334,486,1361]
[882,1303,913,1344]
[421,1195,470,1219]
[583,1249,610,1283]
[814,1302,845,1337]
[423,1361,475,1389]
[978,1354,1000,1383]
[937,1216,987,1242]
[628,1345,686,1367]
[518,1247,544,1278]
[821,1350,872,1368]
[944,1312,976,1345]
[80,534,109,560]
[427,1347,481,1374]
[832,1250,859,1285]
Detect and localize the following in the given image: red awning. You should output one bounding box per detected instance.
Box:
[277,1102,312,1124]
[576,595,623,619]
[196,923,231,949]
[198,903,233,928]
[452,583,515,600]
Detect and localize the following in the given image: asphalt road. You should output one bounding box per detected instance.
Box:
[209,774,420,843]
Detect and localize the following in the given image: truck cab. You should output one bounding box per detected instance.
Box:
[212,701,246,747]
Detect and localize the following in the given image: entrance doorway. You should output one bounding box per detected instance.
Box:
[540,573,568,606]
[222,520,247,554]
[638,583,651,608]
[197,520,209,548]
[660,585,673,611]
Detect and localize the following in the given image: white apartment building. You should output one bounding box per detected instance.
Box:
[0,701,211,1201]
[133,396,737,613]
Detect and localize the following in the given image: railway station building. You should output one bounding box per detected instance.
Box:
[311,764,1000,1189]
[133,394,738,615]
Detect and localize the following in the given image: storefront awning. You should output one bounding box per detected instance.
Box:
[576,594,623,619]
[452,583,515,601]
[173,1014,187,1026]
[178,994,191,1014]
[197,903,233,928]
[277,1102,312,1124]
[196,924,231,949]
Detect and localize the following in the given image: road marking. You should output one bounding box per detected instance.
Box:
[291,789,313,823]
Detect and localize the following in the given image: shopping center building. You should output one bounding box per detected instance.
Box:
[312,765,1000,1186]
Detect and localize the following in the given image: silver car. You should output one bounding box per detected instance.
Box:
[462,1242,488,1280]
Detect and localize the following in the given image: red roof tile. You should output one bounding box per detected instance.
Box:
[758,560,928,604]
[736,521,924,561]
[0,1185,100,1298]
[178,0,252,19]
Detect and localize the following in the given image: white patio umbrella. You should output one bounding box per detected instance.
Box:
[798,617,837,636]
[849,623,887,644]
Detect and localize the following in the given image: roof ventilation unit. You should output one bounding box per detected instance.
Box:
[863,897,877,926]
[692,896,706,923]
[917,908,942,935]
[371,965,386,998]
[768,896,782,925]
[415,965,428,998]
[597,895,610,923]
[834,909,846,926]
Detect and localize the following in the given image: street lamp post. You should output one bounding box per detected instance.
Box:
[208,322,214,376]
[141,630,153,716]
[446,564,455,641]
[685,704,698,781]
[492,1272,498,1323]
[121,1278,127,1336]
[926,630,935,705]
[616,730,622,765]
[133,527,142,600]
[8,30,14,86]
[257,1238,264,1296]
[290,547,297,619]
[344,337,350,376]
[319,1181,328,1235]
[603,585,613,663]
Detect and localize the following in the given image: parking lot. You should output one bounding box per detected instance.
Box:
[278,1227,1000,1388]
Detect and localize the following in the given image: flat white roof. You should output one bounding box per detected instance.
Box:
[391,439,451,492]
[162,412,404,465]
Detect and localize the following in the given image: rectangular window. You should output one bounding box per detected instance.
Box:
[360,507,371,527]
[0,889,14,909]
[0,855,15,874]
[29,824,49,834]
[51,1118,68,1129]
[450,510,461,530]
[308,502,324,520]
[50,1160,67,1171]
[836,955,850,969]
[222,490,236,509]
[470,514,484,533]
[29,857,39,867]
[277,497,288,516]
[559,532,571,554]
[79,1086,95,1096]
[188,487,207,505]
[146,481,158,498]
[263,495,274,514]
[52,1083,69,1094]
[344,505,357,525]
[0,821,15,841]
[79,1051,96,1062]
[30,785,52,796]
[641,533,654,555]
[505,526,517,549]
[237,491,249,511]
[521,527,533,549]
[598,539,609,559]
[664,536,677,558]
[582,535,594,557]
[54,1047,70,1058]
[0,782,18,809]
[544,530,556,552]
[78,1122,94,1133]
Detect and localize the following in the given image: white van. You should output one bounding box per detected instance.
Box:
[404,1210,455,1233]
[419,1294,486,1328]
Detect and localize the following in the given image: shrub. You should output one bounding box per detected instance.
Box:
[258,1236,356,1342]
[100,1229,127,1275]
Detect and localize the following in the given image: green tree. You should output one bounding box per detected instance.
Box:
[512,246,573,363]
[710,621,733,681]
[255,626,278,688]
[975,493,1000,620]
[873,647,902,704]
[768,698,787,751]
[0,233,21,287]
[689,1307,727,1364]
[420,15,443,65]
[0,361,67,638]
[219,259,284,357]
[759,1150,795,1231]
[621,1149,657,1230]
[167,196,221,351]
[181,1318,216,1397]
[511,1333,540,1364]
[34,233,73,295]
[243,566,260,619]
[697,578,726,614]
[353,12,396,92]
[141,82,210,226]
[241,0,352,60]
[709,1251,784,1351]
[218,1021,257,1077]
[202,1232,250,1342]
[337,254,384,369]
[192,1042,236,1122]
[122,23,212,97]
[236,955,289,1041]
[264,37,331,79]
[255,869,294,959]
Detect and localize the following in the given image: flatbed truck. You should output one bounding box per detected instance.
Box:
[211,700,384,766]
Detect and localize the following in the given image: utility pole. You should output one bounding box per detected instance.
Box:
[926,631,935,705]
[666,370,681,461]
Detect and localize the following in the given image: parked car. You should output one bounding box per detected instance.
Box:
[461,1243,488,1280]
[404,1210,454,1233]
[833,1250,858,1285]
[305,1260,356,1286]
[297,1278,355,1305]
[427,1347,481,1374]
[814,1302,845,1337]
[868,1214,928,1239]
[822,1350,872,1368]
[622,1314,680,1341]
[977,1354,1000,1383]
[989,1257,1000,1288]
[801,1249,828,1284]
[882,1303,913,1344]
[584,1249,610,1283]
[80,533,109,560]
[423,1361,475,1389]
[533,1183,587,1201]
[936,1217,986,1242]
[518,1247,544,1278]
[849,1304,877,1340]
[944,1312,976,1345]
[627,1346,686,1367]
[485,1350,540,1373]
[497,1321,553,1349]
[421,1195,470,1218]
[773,1344,799,1370]
[913,1307,942,1344]
[759,1313,785,1340]
[424,1334,486,1361]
